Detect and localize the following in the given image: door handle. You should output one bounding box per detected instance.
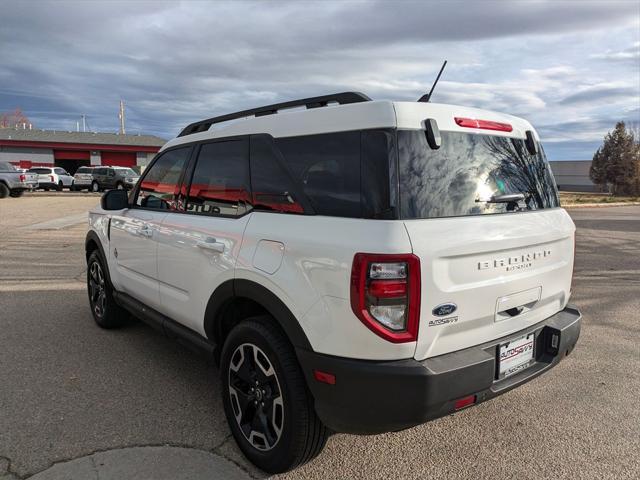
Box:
[197,238,225,253]
[138,225,154,238]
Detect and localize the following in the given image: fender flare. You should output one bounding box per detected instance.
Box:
[85,230,114,287]
[204,278,312,351]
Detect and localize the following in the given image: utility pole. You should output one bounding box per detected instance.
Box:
[118,100,126,135]
[81,114,86,132]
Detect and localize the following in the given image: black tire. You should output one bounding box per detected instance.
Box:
[86,250,127,329]
[116,182,125,190]
[43,188,50,191]
[9,190,24,198]
[56,181,63,191]
[91,181,100,193]
[70,184,77,192]
[0,183,10,198]
[221,317,328,473]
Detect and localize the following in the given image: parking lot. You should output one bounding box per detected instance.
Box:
[1,195,638,479]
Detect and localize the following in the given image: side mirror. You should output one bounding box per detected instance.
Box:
[101,189,129,210]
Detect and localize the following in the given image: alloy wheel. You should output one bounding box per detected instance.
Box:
[88,261,106,318]
[228,343,284,451]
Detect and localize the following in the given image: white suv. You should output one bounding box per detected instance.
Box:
[86,92,581,473]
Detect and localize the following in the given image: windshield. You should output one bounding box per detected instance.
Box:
[0,162,17,171]
[398,130,559,219]
[115,168,137,176]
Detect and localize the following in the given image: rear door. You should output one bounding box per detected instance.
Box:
[396,129,575,360]
[156,138,252,335]
[109,146,191,310]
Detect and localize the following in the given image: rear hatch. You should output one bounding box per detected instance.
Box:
[74,170,94,183]
[396,125,574,360]
[29,168,55,184]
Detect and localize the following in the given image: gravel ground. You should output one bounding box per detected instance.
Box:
[0,196,638,479]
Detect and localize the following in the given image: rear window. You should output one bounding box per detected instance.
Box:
[76,167,92,173]
[398,130,559,219]
[29,168,52,174]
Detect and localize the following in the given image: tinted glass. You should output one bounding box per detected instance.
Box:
[54,168,65,175]
[115,168,137,176]
[249,136,304,214]
[29,168,52,174]
[187,140,251,217]
[136,147,190,210]
[76,167,92,173]
[94,168,105,175]
[398,130,560,219]
[275,131,360,217]
[0,162,16,171]
[361,130,396,219]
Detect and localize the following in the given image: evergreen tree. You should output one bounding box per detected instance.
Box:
[590,122,640,195]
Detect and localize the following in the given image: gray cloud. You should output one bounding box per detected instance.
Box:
[559,86,638,105]
[0,0,638,160]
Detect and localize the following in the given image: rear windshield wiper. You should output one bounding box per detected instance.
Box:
[476,193,525,204]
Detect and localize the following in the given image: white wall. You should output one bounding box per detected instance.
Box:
[0,146,54,164]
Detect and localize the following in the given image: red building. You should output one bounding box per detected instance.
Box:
[0,128,165,174]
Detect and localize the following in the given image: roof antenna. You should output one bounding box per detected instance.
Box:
[418,60,447,102]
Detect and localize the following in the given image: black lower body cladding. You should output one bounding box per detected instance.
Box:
[298,305,581,435]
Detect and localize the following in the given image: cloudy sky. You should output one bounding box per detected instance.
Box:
[1,0,638,160]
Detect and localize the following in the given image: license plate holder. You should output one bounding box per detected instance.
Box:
[497,333,535,379]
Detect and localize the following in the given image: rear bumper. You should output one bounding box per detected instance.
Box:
[298,305,581,435]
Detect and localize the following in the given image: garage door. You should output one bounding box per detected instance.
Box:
[101,151,136,167]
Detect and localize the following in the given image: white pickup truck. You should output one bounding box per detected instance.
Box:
[0,162,38,198]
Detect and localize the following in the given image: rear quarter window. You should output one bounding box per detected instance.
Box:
[275,131,361,218]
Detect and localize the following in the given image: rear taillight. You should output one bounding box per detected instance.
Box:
[19,174,26,182]
[350,253,421,343]
[49,175,55,182]
[454,117,513,132]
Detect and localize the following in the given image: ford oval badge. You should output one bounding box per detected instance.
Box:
[432,303,457,317]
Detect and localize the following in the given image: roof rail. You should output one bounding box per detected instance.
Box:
[177,91,371,137]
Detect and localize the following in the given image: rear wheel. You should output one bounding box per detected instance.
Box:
[91,181,100,192]
[56,181,63,191]
[0,183,9,198]
[221,318,329,473]
[87,250,127,329]
[116,181,125,190]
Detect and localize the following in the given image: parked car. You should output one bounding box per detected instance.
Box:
[28,167,74,191]
[86,92,581,473]
[72,166,95,191]
[0,161,38,198]
[90,166,140,192]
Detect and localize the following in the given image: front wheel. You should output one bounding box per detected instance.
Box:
[9,189,24,198]
[221,318,329,473]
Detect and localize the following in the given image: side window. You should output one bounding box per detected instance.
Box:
[275,131,361,218]
[107,169,115,177]
[136,147,190,210]
[249,136,304,214]
[186,139,251,217]
[54,168,65,175]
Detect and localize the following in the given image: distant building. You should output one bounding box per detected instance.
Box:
[0,129,165,174]
[549,160,598,192]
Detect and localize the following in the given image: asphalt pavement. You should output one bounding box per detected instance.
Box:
[0,196,638,479]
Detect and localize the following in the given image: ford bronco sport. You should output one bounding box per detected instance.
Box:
[86,92,581,473]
